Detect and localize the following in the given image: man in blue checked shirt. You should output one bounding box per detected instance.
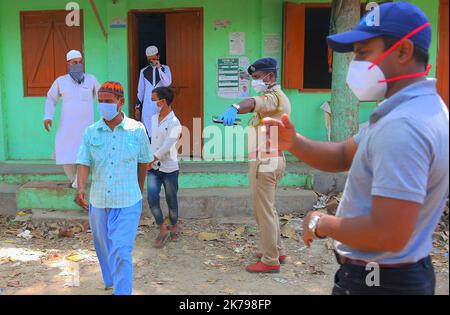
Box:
[75,81,153,295]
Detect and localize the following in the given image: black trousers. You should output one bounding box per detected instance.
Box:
[332,256,436,295]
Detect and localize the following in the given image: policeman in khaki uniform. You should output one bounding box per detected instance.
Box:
[218,58,291,273]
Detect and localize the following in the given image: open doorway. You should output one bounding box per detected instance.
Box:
[136,13,167,71]
[128,8,204,158]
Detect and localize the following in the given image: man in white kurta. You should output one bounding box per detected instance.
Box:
[44,50,100,188]
[135,46,172,141]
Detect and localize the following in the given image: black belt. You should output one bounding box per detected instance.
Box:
[334,250,429,268]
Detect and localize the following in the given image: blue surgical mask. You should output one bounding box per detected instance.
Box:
[98,102,119,121]
[154,99,164,114]
[69,63,85,84]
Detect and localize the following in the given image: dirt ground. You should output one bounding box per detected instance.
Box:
[0,214,448,295]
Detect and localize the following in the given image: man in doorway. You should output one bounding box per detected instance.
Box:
[218,58,291,274]
[146,87,182,248]
[135,45,172,141]
[76,82,153,295]
[44,50,100,188]
[263,2,449,294]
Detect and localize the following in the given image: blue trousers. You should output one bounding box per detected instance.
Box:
[147,169,179,226]
[89,200,142,295]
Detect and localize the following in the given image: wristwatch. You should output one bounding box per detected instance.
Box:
[308,215,325,239]
[231,103,241,112]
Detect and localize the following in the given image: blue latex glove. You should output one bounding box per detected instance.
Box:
[219,106,238,126]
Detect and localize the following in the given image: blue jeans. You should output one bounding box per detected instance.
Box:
[332,256,436,295]
[147,169,179,226]
[89,200,142,295]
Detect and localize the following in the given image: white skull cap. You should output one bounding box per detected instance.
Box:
[146,46,159,57]
[66,50,83,61]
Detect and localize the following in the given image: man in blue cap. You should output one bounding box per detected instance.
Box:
[263,2,448,294]
[218,57,291,273]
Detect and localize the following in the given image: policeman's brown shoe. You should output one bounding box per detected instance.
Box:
[255,252,287,265]
[246,261,280,274]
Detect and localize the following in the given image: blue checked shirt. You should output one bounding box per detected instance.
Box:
[76,113,153,209]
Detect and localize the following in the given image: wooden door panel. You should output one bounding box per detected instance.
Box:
[21,13,54,93]
[128,12,139,117]
[54,12,84,79]
[166,11,202,156]
[283,2,304,89]
[21,10,84,96]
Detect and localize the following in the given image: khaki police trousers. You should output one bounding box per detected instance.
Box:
[249,156,286,266]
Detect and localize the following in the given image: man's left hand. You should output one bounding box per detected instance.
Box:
[302,211,325,247]
[155,60,161,68]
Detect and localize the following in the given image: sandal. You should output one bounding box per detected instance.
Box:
[170,231,180,242]
[153,233,170,248]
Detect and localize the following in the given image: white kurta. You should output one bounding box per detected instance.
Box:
[137,65,172,137]
[44,74,100,165]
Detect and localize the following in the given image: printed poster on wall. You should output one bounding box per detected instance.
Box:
[264,34,281,56]
[217,57,252,99]
[229,32,246,55]
[218,58,240,99]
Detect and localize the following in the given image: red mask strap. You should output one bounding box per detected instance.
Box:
[368,22,431,71]
[379,64,432,83]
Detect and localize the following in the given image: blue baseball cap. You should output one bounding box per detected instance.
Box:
[248,57,278,75]
[327,1,432,53]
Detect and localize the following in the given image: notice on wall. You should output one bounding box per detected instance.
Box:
[218,58,240,99]
[214,19,231,30]
[229,32,246,55]
[264,33,281,56]
[217,57,253,99]
[110,17,127,28]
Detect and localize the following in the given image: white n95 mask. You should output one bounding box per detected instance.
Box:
[346,60,387,102]
[252,73,271,93]
[252,80,269,93]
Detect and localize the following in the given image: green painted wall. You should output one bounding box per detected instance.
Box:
[0,0,441,163]
[0,11,6,161]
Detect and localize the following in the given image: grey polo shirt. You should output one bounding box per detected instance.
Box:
[334,79,449,264]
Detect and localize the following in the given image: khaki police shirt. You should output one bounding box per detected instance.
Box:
[249,84,291,155]
[250,84,291,125]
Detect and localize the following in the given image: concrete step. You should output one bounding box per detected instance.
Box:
[0,183,21,216]
[15,181,318,219]
[17,181,85,211]
[0,162,315,189]
[1,162,348,194]
[0,193,17,216]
